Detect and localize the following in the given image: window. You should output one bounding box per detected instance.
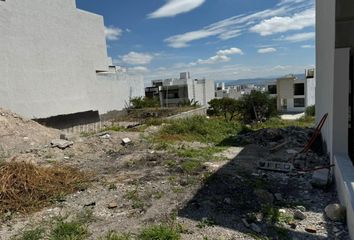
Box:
[294,83,305,95]
[294,98,305,108]
[268,85,277,94]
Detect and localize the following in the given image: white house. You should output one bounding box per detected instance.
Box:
[316,0,354,238]
[145,72,215,107]
[266,70,316,113]
[0,0,144,120]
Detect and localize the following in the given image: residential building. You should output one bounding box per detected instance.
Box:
[266,71,316,113]
[316,0,354,238]
[0,0,144,121]
[145,72,215,107]
[215,83,264,100]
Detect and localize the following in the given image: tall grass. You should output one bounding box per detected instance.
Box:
[157,116,242,143]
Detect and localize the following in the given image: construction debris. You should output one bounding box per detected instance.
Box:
[121,137,132,145]
[311,169,330,188]
[325,203,346,221]
[50,139,74,149]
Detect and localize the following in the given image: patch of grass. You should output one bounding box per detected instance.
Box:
[49,219,88,240]
[196,218,216,229]
[176,147,224,161]
[101,125,125,132]
[251,116,315,130]
[139,224,181,240]
[80,131,95,137]
[262,206,293,224]
[13,228,44,240]
[0,161,90,217]
[156,116,242,144]
[180,159,203,174]
[99,231,132,240]
[123,189,145,210]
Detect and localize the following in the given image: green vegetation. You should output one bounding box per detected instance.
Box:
[13,228,44,240]
[156,116,242,143]
[250,116,315,130]
[130,97,160,109]
[100,231,132,240]
[139,225,181,240]
[305,105,315,117]
[176,146,224,160]
[123,189,145,210]
[208,91,277,123]
[49,218,89,240]
[196,218,216,229]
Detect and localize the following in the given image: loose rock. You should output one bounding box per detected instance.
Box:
[50,139,74,149]
[325,203,346,221]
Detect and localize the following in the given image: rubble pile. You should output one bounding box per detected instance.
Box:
[0,108,59,157]
[235,126,314,148]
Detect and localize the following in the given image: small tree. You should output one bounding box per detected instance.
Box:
[305,105,315,117]
[208,98,239,121]
[237,91,277,123]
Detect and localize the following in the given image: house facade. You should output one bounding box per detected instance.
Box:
[266,71,316,113]
[316,0,354,238]
[146,72,215,107]
[0,0,144,119]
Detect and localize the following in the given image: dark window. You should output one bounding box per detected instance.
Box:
[268,85,277,94]
[294,98,305,107]
[294,83,305,95]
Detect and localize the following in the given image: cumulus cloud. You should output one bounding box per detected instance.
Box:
[190,47,243,65]
[249,8,315,36]
[258,47,277,54]
[122,52,154,65]
[129,66,150,73]
[104,26,123,41]
[148,0,205,19]
[164,0,315,48]
[282,32,315,42]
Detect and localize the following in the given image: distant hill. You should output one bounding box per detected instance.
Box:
[216,73,305,86]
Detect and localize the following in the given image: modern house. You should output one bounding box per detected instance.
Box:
[266,70,316,113]
[316,0,354,238]
[0,0,144,122]
[145,72,215,107]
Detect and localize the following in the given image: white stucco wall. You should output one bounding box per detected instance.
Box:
[316,0,354,238]
[276,77,306,112]
[0,0,143,118]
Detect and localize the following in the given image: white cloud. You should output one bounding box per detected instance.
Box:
[148,0,205,19]
[249,8,315,36]
[104,26,123,41]
[164,0,314,48]
[258,47,277,54]
[190,47,243,65]
[122,52,154,65]
[128,66,150,74]
[301,44,315,48]
[282,32,315,42]
[217,48,244,56]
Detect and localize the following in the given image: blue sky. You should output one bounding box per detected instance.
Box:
[76,0,315,82]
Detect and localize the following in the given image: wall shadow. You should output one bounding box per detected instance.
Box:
[178,144,341,239]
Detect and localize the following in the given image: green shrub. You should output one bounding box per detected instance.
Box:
[139,225,180,240]
[305,105,315,117]
[130,97,160,109]
[207,98,239,121]
[237,91,277,123]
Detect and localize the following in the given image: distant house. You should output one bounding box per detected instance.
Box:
[215,83,264,100]
[0,0,144,122]
[145,72,215,107]
[266,70,316,113]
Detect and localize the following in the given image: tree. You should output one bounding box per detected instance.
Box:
[237,91,277,123]
[208,98,239,121]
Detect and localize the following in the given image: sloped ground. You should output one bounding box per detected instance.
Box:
[0,110,350,240]
[0,108,59,158]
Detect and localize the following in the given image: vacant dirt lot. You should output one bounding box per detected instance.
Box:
[0,112,349,240]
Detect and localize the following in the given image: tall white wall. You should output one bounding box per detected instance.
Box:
[316,0,336,154]
[305,77,316,107]
[0,0,144,119]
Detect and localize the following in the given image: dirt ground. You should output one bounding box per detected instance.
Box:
[0,113,350,240]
